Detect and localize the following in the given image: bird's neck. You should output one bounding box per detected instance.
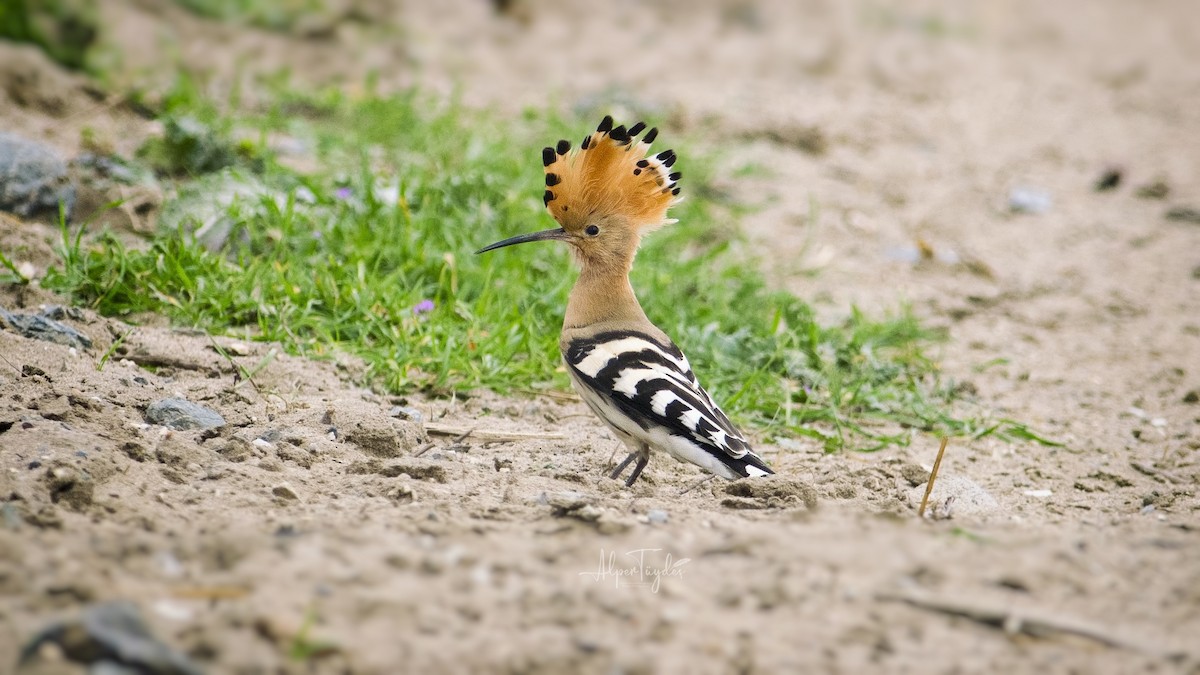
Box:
[563,264,650,330]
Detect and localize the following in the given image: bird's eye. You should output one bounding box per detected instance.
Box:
[585,225,600,236]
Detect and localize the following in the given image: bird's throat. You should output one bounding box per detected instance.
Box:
[563,267,649,330]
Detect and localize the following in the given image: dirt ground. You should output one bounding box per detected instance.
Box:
[2,1,1199,673]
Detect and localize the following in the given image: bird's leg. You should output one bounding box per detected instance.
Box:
[609,451,640,481]
[609,444,651,487]
[622,445,651,487]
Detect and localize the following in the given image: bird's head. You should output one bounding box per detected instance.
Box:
[476,116,681,273]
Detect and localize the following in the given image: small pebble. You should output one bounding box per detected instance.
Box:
[271,483,300,500]
[1024,489,1053,498]
[389,406,425,423]
[1165,206,1200,224]
[1135,179,1170,200]
[1009,186,1052,214]
[1094,167,1122,191]
[145,398,225,430]
[647,509,669,524]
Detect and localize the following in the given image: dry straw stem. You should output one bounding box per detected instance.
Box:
[423,423,565,442]
[918,436,950,518]
[877,590,1151,654]
[414,426,476,457]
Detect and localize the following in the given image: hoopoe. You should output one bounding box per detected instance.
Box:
[478,116,773,486]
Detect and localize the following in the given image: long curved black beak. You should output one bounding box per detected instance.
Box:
[476,228,568,254]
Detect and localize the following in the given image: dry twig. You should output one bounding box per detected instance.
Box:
[423,423,565,442]
[877,590,1150,653]
[918,437,949,518]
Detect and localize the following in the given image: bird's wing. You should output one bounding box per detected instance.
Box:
[564,329,772,475]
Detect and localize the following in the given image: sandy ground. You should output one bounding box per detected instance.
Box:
[2,1,1199,672]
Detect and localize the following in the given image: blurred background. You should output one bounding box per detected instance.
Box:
[3,2,1200,673]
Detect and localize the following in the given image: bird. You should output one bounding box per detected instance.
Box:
[477,116,773,487]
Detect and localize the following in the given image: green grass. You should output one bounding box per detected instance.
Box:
[172,0,325,31]
[34,79,1053,452]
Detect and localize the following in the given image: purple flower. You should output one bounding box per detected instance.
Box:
[334,187,352,200]
[412,299,435,315]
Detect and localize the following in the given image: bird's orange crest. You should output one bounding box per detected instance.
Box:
[541,116,681,234]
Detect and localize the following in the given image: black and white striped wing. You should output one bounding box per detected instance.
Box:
[564,330,773,477]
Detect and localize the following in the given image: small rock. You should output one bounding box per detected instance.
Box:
[1094,167,1122,191]
[44,463,93,511]
[546,491,589,513]
[271,483,299,501]
[0,308,92,349]
[1008,186,1052,214]
[145,398,225,430]
[572,504,604,522]
[216,437,252,462]
[1135,179,1170,200]
[0,132,75,220]
[646,509,669,524]
[18,600,203,675]
[899,463,930,487]
[493,456,512,471]
[1165,206,1200,224]
[20,365,46,379]
[388,484,415,504]
[907,474,1000,517]
[1183,390,1199,404]
[389,405,425,423]
[344,413,418,458]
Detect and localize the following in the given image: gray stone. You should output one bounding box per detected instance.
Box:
[646,509,669,524]
[1008,186,1052,214]
[145,398,225,430]
[0,308,92,349]
[389,405,425,423]
[19,600,203,675]
[0,132,75,220]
